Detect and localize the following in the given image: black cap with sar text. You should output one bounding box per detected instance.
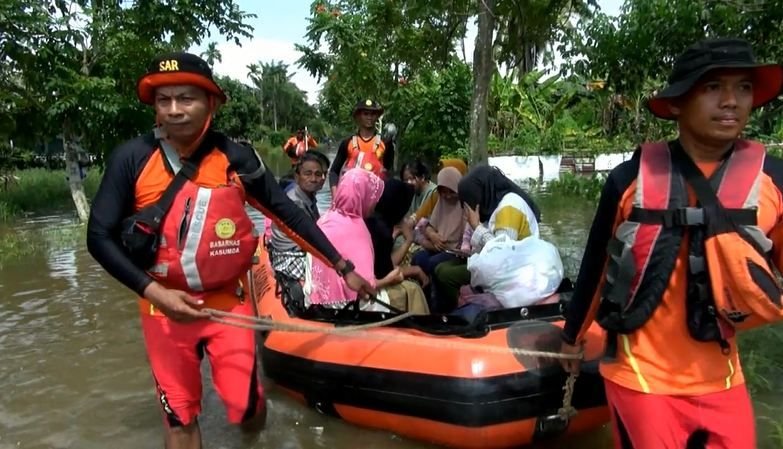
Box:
[136,52,227,105]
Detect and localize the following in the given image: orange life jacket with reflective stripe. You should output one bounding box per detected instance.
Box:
[144,140,259,298]
[344,135,385,177]
[597,140,783,354]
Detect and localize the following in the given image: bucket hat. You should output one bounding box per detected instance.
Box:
[647,38,783,119]
[352,98,384,116]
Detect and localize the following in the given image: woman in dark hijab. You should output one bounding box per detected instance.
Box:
[431,166,543,309]
[457,165,541,223]
[366,179,415,278]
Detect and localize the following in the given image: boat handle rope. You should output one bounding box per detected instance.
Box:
[204,307,583,421]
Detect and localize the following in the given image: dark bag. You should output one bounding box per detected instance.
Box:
[120,137,205,269]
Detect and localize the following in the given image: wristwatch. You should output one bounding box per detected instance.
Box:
[337,259,355,277]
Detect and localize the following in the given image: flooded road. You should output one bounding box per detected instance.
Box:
[0,184,778,448]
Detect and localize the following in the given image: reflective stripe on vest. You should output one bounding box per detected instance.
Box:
[149,140,259,295]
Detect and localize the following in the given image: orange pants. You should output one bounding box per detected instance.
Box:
[141,301,265,427]
[605,379,755,449]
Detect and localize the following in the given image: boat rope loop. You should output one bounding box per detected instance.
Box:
[205,308,583,421]
[558,372,579,420]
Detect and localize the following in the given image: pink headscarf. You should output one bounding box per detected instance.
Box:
[310,169,384,305]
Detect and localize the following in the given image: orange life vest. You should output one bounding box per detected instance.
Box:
[597,140,783,352]
[147,142,259,296]
[284,136,317,165]
[344,135,385,177]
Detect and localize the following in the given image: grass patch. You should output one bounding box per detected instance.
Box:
[739,326,783,395]
[0,168,102,222]
[541,172,606,201]
[0,229,44,267]
[0,223,86,269]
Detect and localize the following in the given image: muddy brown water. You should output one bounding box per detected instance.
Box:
[0,188,779,449]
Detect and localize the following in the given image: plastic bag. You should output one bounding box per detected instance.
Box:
[466,234,564,308]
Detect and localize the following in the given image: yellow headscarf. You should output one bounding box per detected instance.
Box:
[439,158,468,176]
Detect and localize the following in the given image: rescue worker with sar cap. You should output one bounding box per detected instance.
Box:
[86,52,374,449]
[328,98,395,197]
[559,37,783,449]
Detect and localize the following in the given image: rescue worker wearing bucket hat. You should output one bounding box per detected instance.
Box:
[86,52,374,449]
[328,98,395,197]
[559,37,783,448]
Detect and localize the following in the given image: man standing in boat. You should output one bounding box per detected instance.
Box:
[282,128,318,167]
[559,38,783,449]
[86,52,374,449]
[328,98,395,196]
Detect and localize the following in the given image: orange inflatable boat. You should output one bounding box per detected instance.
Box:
[250,245,610,449]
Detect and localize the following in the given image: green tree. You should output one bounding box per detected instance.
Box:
[563,0,783,141]
[389,60,473,165]
[212,75,262,139]
[296,0,473,130]
[246,61,318,140]
[3,0,255,221]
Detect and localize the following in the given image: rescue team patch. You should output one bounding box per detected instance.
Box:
[215,218,237,239]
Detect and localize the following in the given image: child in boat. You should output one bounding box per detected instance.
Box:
[396,158,469,267]
[308,169,406,311]
[409,158,470,223]
[365,178,430,314]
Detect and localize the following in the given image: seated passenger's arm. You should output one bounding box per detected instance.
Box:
[494,205,531,240]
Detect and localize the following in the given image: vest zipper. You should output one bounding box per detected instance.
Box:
[177,197,192,251]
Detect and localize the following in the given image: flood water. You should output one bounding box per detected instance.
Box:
[0,170,779,448]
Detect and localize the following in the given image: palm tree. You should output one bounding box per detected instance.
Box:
[201,42,222,67]
[246,63,264,127]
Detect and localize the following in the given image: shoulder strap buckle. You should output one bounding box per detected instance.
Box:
[671,207,705,227]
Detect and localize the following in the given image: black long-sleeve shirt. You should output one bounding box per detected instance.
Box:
[86,130,341,296]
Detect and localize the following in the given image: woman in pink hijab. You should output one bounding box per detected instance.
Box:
[308,168,385,307]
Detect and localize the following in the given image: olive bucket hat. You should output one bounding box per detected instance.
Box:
[647,38,783,120]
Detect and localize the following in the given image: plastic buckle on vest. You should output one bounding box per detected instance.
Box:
[688,255,706,274]
[673,207,705,227]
